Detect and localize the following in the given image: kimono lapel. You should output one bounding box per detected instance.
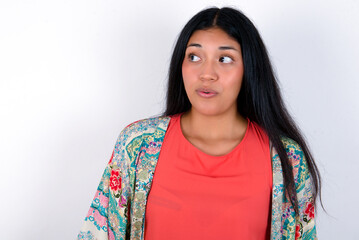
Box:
[270,141,284,240]
[130,117,170,240]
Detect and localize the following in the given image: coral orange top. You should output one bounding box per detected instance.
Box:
[144,114,272,240]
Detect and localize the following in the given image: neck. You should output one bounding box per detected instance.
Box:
[180,109,248,141]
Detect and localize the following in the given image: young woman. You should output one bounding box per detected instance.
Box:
[78,7,321,240]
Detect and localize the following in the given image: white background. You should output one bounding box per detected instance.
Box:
[0,0,358,239]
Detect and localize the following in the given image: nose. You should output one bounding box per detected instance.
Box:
[199,60,218,81]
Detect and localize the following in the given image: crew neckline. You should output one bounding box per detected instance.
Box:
[172,113,251,159]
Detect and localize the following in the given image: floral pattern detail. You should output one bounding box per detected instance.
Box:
[295,223,303,239]
[109,169,121,192]
[304,202,315,220]
[78,116,317,240]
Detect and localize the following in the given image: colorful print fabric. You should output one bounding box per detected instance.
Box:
[78,116,317,240]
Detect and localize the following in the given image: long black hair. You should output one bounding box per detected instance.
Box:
[164,7,321,213]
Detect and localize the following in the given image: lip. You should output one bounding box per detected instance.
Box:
[196,88,218,98]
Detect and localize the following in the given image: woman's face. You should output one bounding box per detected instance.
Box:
[182,27,244,117]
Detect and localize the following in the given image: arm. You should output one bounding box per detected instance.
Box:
[78,157,113,240]
[78,144,131,239]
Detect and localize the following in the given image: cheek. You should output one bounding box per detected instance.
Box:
[182,62,192,78]
[225,69,244,90]
[182,63,196,89]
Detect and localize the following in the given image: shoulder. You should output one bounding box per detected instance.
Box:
[114,116,171,149]
[272,136,305,163]
[279,136,311,191]
[280,136,303,153]
[123,116,171,135]
[279,136,307,168]
[109,115,171,166]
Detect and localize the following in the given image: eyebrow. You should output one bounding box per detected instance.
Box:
[186,43,239,51]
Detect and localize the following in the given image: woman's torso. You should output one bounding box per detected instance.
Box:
[144,114,272,240]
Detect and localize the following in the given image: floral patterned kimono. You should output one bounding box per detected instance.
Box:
[77,116,317,240]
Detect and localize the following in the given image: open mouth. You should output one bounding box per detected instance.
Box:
[196,89,218,98]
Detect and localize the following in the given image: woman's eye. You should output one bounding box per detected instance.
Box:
[189,54,201,62]
[219,56,233,63]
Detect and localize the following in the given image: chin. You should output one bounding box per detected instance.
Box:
[192,106,229,116]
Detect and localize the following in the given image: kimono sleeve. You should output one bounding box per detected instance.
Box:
[291,142,318,239]
[78,145,130,239]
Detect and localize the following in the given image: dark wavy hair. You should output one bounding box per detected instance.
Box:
[164,7,321,213]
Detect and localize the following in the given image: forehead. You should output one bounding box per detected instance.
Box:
[187,28,240,48]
